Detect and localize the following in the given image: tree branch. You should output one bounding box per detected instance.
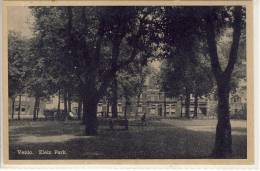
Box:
[205,10,223,79]
[116,10,149,69]
[94,18,105,66]
[224,6,242,75]
[97,9,150,98]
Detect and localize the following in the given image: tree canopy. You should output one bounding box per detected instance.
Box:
[8,6,246,158]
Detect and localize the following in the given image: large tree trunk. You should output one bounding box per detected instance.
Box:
[111,36,121,118]
[36,98,40,119]
[106,101,110,117]
[85,98,99,135]
[164,93,167,117]
[213,80,232,157]
[33,96,39,120]
[77,98,82,120]
[184,91,190,118]
[111,77,118,118]
[11,97,15,119]
[17,95,21,120]
[57,89,61,116]
[205,7,242,158]
[63,90,68,120]
[193,93,198,118]
[136,94,141,117]
[180,96,183,118]
[68,91,72,113]
[124,99,128,118]
[82,97,87,124]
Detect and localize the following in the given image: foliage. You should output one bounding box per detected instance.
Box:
[8,31,29,98]
[8,6,247,151]
[25,37,58,99]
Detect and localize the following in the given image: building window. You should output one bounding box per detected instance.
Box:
[151,105,156,114]
[166,105,170,113]
[21,96,27,101]
[233,96,241,103]
[150,108,155,114]
[138,107,142,113]
[46,99,53,104]
[102,105,106,112]
[170,105,176,114]
[74,107,78,114]
[117,104,122,113]
[97,104,102,112]
[15,105,26,112]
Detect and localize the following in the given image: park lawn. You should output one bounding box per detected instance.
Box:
[9,119,247,159]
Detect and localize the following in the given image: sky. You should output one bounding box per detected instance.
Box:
[8,6,33,38]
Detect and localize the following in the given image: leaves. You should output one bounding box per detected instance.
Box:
[8,31,30,97]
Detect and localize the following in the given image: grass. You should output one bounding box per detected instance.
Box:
[9,118,247,159]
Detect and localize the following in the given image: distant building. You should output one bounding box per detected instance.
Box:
[206,79,247,118]
[8,72,246,120]
[8,96,45,119]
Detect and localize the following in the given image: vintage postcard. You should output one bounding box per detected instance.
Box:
[2,0,254,166]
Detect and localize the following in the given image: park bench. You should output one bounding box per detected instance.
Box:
[109,119,128,130]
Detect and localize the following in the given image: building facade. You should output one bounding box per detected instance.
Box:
[8,95,45,119]
[8,75,246,119]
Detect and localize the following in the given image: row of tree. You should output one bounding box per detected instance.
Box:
[9,6,245,158]
[8,31,151,121]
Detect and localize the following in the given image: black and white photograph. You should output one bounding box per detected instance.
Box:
[3,1,254,164]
